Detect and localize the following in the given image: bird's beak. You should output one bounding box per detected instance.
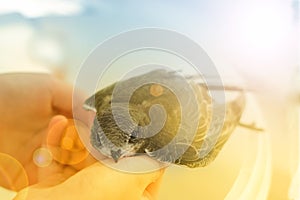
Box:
[111,149,122,162]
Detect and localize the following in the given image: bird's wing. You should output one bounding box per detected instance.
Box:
[176,92,246,168]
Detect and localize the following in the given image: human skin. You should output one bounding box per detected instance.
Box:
[0,73,164,200]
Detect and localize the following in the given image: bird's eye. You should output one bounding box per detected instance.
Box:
[130,128,139,139]
[130,132,137,139]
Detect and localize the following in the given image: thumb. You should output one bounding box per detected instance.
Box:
[14,157,165,200]
[64,156,165,200]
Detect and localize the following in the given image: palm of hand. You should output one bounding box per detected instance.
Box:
[0,74,164,200]
[0,74,85,189]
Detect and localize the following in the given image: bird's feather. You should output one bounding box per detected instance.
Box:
[83,69,246,168]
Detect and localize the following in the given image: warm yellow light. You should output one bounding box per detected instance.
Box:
[288,107,300,200]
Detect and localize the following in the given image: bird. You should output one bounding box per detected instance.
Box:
[83,69,246,168]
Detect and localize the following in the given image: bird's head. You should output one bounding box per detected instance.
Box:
[88,102,150,162]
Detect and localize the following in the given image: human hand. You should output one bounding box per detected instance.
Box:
[0,73,164,199]
[0,73,87,188]
[14,156,164,200]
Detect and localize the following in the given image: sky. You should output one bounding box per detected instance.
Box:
[0,0,297,91]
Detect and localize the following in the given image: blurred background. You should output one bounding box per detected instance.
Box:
[0,0,299,199]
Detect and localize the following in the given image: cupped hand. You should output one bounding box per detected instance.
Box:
[0,73,83,186]
[14,156,164,200]
[0,73,164,199]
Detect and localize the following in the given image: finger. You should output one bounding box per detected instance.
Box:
[84,156,164,186]
[46,117,89,166]
[48,115,68,129]
[106,156,164,190]
[62,157,164,200]
[46,116,96,172]
[15,157,164,200]
[46,116,68,148]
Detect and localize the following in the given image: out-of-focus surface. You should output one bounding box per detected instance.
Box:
[0,0,299,199]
